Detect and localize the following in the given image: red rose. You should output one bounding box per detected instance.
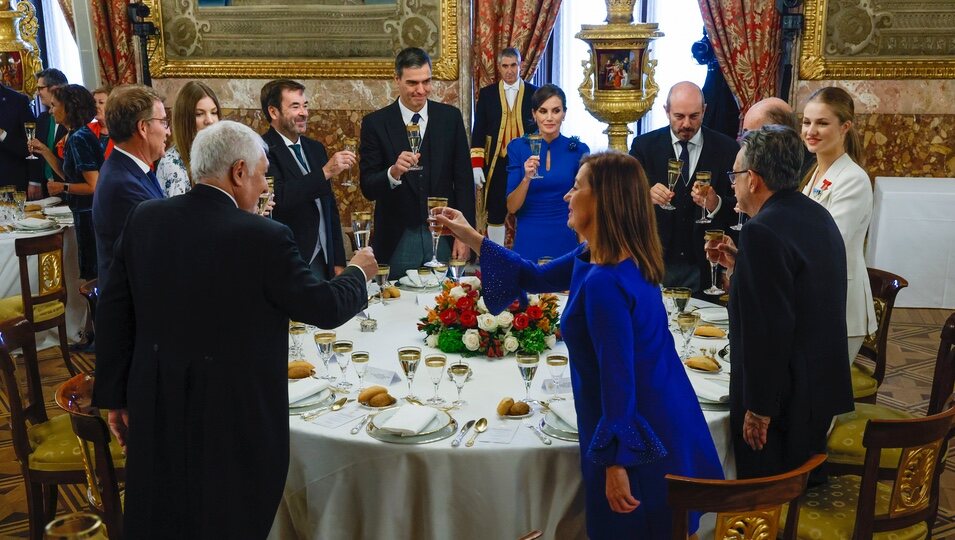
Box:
[456,296,474,310]
[513,313,529,330]
[468,289,479,298]
[526,305,543,320]
[508,300,521,313]
[439,309,457,325]
[460,310,478,328]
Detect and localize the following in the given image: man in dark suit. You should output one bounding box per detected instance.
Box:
[629,81,738,292]
[28,68,68,200]
[93,85,169,294]
[709,124,853,480]
[360,47,475,278]
[261,79,353,281]
[0,83,34,191]
[470,47,537,246]
[92,120,376,539]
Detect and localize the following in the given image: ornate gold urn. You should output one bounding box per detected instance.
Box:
[0,0,42,96]
[576,0,663,151]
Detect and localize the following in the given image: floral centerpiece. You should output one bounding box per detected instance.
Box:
[417,276,561,358]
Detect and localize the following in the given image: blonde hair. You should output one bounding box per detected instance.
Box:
[806,86,864,166]
[172,81,221,185]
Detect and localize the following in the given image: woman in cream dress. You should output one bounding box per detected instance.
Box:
[801,86,876,362]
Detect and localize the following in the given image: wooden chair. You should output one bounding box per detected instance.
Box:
[783,402,955,538]
[55,373,124,540]
[78,279,98,333]
[0,230,77,375]
[852,268,908,403]
[0,317,87,540]
[666,454,827,540]
[828,311,955,476]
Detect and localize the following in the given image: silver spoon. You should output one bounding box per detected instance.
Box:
[301,397,350,422]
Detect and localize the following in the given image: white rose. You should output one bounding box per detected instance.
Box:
[462,329,481,351]
[496,311,514,329]
[477,313,498,332]
[476,297,488,314]
[425,334,438,348]
[545,334,557,349]
[460,276,482,291]
[503,334,519,353]
[449,286,467,300]
[528,294,540,306]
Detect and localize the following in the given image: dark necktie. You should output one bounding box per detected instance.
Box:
[678,140,690,187]
[146,170,162,197]
[411,113,421,125]
[290,143,310,173]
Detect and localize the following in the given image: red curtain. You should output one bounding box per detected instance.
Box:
[698,0,781,118]
[472,0,562,90]
[56,0,76,39]
[89,0,137,86]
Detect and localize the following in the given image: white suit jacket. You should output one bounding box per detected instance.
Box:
[803,152,877,337]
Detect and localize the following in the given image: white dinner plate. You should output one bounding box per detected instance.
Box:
[289,387,333,411]
[695,307,729,324]
[368,407,453,437]
[540,418,578,442]
[544,410,578,435]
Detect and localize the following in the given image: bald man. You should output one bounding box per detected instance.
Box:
[629,81,739,293]
[742,97,815,179]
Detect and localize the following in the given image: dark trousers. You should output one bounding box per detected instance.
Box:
[734,416,831,484]
[484,162,509,225]
[309,250,328,283]
[73,209,97,280]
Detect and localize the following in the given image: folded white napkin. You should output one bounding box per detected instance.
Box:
[32,197,62,208]
[691,377,729,403]
[549,401,578,433]
[288,378,329,405]
[379,404,438,436]
[43,206,73,216]
[16,217,54,229]
[399,270,439,288]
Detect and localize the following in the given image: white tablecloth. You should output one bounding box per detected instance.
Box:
[0,226,86,347]
[866,177,955,308]
[268,292,732,540]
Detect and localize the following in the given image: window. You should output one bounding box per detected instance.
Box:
[41,0,84,86]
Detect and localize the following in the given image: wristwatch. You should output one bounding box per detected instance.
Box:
[64,183,69,194]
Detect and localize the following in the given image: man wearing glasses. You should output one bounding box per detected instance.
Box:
[28,68,68,200]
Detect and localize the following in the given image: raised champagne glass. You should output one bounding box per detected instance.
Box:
[545,354,568,401]
[449,361,471,407]
[676,312,701,359]
[703,229,725,295]
[333,340,354,389]
[397,346,422,399]
[694,171,713,224]
[449,258,467,281]
[406,124,423,171]
[660,159,682,210]
[351,351,370,391]
[24,122,38,160]
[375,264,390,305]
[516,352,540,403]
[424,196,448,267]
[314,331,336,381]
[352,211,372,249]
[341,137,358,187]
[528,134,543,179]
[425,353,447,405]
[288,321,307,360]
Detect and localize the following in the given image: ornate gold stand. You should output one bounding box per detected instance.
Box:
[0,0,42,96]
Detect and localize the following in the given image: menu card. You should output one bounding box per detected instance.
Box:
[363,366,400,387]
[309,405,366,429]
[479,421,520,444]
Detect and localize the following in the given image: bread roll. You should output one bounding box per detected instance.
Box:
[368,392,396,407]
[508,401,530,416]
[358,385,388,405]
[685,356,721,372]
[694,325,726,338]
[386,286,401,298]
[496,397,515,416]
[287,365,313,379]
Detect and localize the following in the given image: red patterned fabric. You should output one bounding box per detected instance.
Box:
[698,0,781,118]
[89,0,137,86]
[472,0,562,90]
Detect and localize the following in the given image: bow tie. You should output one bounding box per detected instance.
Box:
[503,83,519,92]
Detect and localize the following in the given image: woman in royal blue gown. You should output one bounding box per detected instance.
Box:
[506,84,588,262]
[436,152,723,539]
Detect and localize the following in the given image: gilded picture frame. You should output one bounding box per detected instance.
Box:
[799,0,955,79]
[144,0,459,79]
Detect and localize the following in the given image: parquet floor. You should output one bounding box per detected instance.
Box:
[0,309,952,538]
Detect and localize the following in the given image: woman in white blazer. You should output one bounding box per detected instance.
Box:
[801,86,876,363]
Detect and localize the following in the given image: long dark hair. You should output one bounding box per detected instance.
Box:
[52,84,96,130]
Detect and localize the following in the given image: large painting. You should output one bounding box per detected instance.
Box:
[800,0,955,79]
[145,0,459,79]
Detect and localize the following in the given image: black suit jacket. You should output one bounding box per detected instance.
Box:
[359,99,475,262]
[728,189,853,476]
[470,81,538,178]
[92,184,368,539]
[263,127,346,270]
[629,126,739,269]
[0,84,34,191]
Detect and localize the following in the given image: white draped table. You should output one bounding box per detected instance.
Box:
[268,291,732,540]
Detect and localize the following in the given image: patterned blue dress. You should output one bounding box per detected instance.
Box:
[506,134,588,262]
[62,125,103,279]
[480,239,723,539]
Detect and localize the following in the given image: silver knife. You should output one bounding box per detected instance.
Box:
[527,423,552,445]
[350,415,370,435]
[452,419,475,447]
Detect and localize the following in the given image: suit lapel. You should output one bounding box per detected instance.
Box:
[264,128,305,179]
[114,151,162,199]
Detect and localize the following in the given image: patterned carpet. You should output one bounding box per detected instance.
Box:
[0,309,953,538]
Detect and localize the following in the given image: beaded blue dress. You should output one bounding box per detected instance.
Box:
[480,239,723,539]
[506,134,588,262]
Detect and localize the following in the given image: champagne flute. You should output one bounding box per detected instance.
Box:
[449,361,471,406]
[352,211,372,249]
[406,124,423,171]
[528,134,543,179]
[703,229,725,295]
[433,262,448,282]
[375,264,390,305]
[314,331,336,381]
[24,122,38,160]
[661,287,678,327]
[288,321,307,360]
[333,340,354,389]
[545,354,568,401]
[13,191,26,220]
[731,204,745,231]
[694,171,713,224]
[516,352,540,403]
[424,196,448,267]
[425,353,447,405]
[676,312,701,359]
[449,258,466,281]
[341,137,358,187]
[352,351,370,391]
[397,346,422,399]
[660,158,682,210]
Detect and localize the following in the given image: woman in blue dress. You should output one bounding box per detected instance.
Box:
[436,152,723,539]
[506,84,588,262]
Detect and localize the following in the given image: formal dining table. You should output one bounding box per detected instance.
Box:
[268,287,733,540]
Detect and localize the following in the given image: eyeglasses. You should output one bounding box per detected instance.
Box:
[145,117,170,128]
[36,85,48,90]
[727,169,750,186]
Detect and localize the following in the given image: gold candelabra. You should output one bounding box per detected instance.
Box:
[0,0,43,97]
[576,0,663,151]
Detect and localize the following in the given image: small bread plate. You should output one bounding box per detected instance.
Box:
[358,400,400,411]
[693,326,727,340]
[499,410,534,420]
[683,360,723,375]
[289,388,335,414]
[695,307,729,325]
[540,416,578,442]
[366,408,457,444]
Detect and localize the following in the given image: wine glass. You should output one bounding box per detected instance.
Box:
[703,229,725,296]
[433,263,448,282]
[375,264,390,305]
[448,361,471,407]
[314,331,336,381]
[528,134,543,179]
[44,512,107,539]
[351,351,370,391]
[288,321,307,360]
[660,158,682,210]
[424,196,449,267]
[333,340,354,389]
[449,258,466,281]
[406,124,423,171]
[13,191,26,220]
[545,354,568,401]
[676,312,701,359]
[731,203,745,231]
[24,122,38,160]
[661,287,678,327]
[694,171,713,224]
[341,137,358,187]
[670,287,692,316]
[397,346,421,399]
[516,352,540,403]
[352,211,372,249]
[425,353,447,405]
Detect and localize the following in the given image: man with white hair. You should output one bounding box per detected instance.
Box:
[92,120,377,539]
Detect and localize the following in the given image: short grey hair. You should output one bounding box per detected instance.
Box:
[739,124,804,192]
[498,47,521,62]
[190,121,267,182]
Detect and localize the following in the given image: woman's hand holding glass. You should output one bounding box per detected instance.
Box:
[704,234,737,275]
[432,207,484,254]
[523,155,541,181]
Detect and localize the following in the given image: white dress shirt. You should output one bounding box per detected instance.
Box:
[669,128,721,216]
[503,81,520,109]
[278,131,327,265]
